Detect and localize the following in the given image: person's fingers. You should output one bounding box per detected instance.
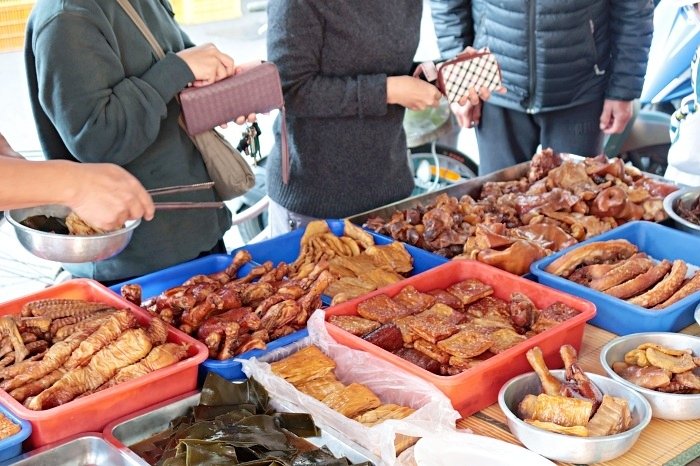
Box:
[478,87,491,101]
[235,116,246,125]
[471,101,482,127]
[599,106,613,131]
[218,53,235,75]
[496,85,507,94]
[246,113,257,123]
[467,88,480,106]
[458,95,469,106]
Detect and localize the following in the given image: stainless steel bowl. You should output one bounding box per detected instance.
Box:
[600,332,700,420]
[498,369,651,464]
[663,188,700,236]
[5,205,140,263]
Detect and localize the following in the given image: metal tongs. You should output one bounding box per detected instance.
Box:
[148,182,224,210]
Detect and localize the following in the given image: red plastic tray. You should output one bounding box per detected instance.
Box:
[325,260,596,417]
[0,279,208,449]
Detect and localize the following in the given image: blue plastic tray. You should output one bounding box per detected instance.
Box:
[109,221,448,380]
[0,402,31,462]
[530,221,700,335]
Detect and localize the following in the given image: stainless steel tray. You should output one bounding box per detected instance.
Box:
[347,161,530,225]
[1,434,143,466]
[108,392,377,465]
[348,155,676,226]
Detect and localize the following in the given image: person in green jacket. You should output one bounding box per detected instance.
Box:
[25,0,252,284]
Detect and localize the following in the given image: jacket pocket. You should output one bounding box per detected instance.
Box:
[586,18,606,76]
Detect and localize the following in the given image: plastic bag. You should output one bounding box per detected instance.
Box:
[240,310,462,465]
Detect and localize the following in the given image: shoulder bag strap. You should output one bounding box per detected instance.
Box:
[116,0,166,60]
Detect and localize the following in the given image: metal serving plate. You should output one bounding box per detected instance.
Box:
[348,155,676,226]
[109,392,377,465]
[1,434,143,466]
[347,161,530,225]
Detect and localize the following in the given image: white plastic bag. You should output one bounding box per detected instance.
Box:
[240,310,461,465]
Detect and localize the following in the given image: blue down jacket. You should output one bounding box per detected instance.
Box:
[429,0,654,113]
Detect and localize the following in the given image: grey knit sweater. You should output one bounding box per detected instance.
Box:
[25,0,232,281]
[266,0,421,219]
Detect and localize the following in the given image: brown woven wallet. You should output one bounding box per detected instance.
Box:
[180,62,284,136]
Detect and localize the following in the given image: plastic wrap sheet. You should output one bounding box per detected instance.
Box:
[240,310,462,465]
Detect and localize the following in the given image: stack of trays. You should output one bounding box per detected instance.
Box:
[111,220,448,381]
[530,221,700,335]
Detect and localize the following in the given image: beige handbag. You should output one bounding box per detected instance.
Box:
[117,0,255,200]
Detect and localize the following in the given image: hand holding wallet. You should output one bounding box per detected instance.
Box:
[179,62,284,136]
[415,49,503,104]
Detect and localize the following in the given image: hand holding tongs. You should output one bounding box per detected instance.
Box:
[148,182,224,210]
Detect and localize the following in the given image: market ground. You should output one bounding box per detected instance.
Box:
[0,1,478,302]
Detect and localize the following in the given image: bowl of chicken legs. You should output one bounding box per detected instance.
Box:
[498,345,651,464]
[600,332,700,420]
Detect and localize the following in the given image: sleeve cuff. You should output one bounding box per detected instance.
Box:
[357,74,388,117]
[139,52,195,103]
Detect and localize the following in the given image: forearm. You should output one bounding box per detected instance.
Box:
[0,158,79,210]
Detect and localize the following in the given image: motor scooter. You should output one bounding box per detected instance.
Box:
[604,0,700,175]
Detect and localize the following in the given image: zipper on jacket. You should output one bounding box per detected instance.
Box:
[526,0,536,113]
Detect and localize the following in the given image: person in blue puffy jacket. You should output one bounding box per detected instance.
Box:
[430,0,654,175]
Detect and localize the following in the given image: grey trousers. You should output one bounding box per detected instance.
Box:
[476,99,605,175]
[267,198,319,238]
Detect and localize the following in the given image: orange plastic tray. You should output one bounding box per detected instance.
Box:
[0,279,208,449]
[325,260,596,418]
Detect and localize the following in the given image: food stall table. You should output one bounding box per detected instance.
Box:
[456,323,700,466]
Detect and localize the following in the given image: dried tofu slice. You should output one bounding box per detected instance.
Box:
[447,279,494,306]
[489,328,527,354]
[360,268,404,289]
[437,329,492,359]
[413,339,451,365]
[393,286,437,314]
[296,374,346,401]
[394,316,419,345]
[270,346,336,385]
[427,289,464,310]
[357,294,415,324]
[466,296,510,318]
[321,383,381,418]
[364,242,413,274]
[587,395,631,437]
[328,315,381,337]
[526,419,589,437]
[408,303,464,343]
[354,404,415,427]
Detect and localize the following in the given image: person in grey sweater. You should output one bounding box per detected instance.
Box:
[265,0,442,236]
[25,0,249,283]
